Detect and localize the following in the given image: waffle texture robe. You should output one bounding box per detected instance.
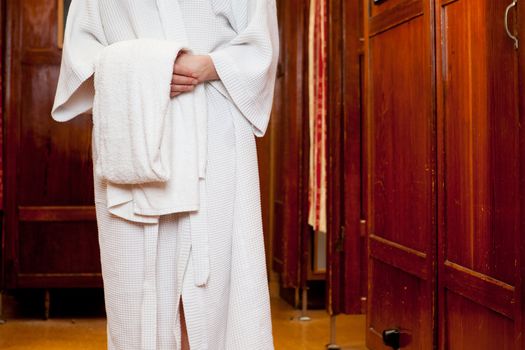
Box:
[51,0,279,349]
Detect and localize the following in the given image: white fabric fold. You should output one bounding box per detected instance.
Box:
[93,39,179,185]
[94,39,212,350]
[91,6,211,292]
[93,39,208,220]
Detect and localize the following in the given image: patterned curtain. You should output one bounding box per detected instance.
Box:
[308,0,327,233]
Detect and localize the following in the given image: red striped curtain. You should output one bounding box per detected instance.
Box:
[308,0,327,233]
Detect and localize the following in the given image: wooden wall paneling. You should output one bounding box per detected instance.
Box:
[364,0,436,348]
[256,0,286,278]
[4,0,101,290]
[0,0,4,213]
[0,0,5,294]
[4,0,23,289]
[436,0,523,348]
[326,0,345,315]
[326,0,365,315]
[518,3,525,349]
[271,0,309,289]
[342,0,365,314]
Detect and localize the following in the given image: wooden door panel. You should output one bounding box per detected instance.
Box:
[4,0,101,289]
[445,291,515,350]
[18,221,100,274]
[21,0,58,49]
[365,0,435,348]
[440,0,519,284]
[327,0,365,315]
[20,66,94,206]
[436,0,521,348]
[368,260,427,349]
[370,16,432,253]
[370,0,412,17]
[271,0,308,288]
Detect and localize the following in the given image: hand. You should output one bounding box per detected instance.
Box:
[170,52,199,98]
[170,52,218,98]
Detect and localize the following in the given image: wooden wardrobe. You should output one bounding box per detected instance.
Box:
[346,0,525,348]
[2,0,102,308]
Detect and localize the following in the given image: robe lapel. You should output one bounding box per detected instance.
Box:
[155,0,189,44]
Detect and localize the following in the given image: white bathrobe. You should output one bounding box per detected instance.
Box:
[51,0,279,349]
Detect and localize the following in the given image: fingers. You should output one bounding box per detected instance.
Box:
[173,62,197,78]
[171,84,195,93]
[171,53,199,98]
[171,74,198,85]
[170,83,195,98]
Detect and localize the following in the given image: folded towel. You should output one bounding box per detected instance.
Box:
[93,38,208,220]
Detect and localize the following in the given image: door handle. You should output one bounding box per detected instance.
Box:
[505,0,519,49]
[383,329,400,349]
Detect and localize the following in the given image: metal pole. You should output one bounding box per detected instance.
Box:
[326,314,341,349]
[298,287,311,321]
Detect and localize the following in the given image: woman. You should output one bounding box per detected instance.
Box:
[51,0,279,349]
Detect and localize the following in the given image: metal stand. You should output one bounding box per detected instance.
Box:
[326,314,341,349]
[298,287,311,321]
[290,287,311,322]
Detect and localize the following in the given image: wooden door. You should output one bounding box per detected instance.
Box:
[436,1,524,348]
[363,0,436,348]
[3,0,101,289]
[327,0,366,315]
[271,0,309,289]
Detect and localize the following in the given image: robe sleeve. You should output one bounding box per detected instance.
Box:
[51,0,107,122]
[208,0,279,137]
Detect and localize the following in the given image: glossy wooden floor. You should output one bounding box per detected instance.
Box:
[0,290,367,350]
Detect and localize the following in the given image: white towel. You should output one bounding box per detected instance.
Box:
[93,39,208,222]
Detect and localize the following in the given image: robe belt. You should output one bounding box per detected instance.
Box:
[188,179,211,287]
[140,180,210,350]
[141,223,159,350]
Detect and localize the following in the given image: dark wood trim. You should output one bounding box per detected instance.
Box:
[370,234,428,279]
[440,0,458,6]
[18,206,96,222]
[17,274,103,289]
[326,0,344,315]
[369,0,423,37]
[363,0,373,339]
[0,0,5,292]
[3,0,21,290]
[20,49,62,65]
[344,0,367,314]
[517,2,525,348]
[326,0,365,315]
[443,261,515,319]
[435,0,447,347]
